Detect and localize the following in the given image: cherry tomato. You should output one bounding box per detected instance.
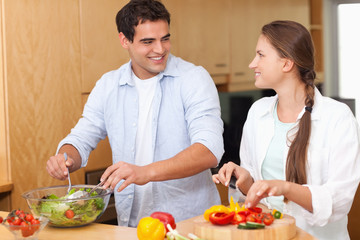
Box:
[263,213,274,226]
[15,210,24,216]
[12,218,22,225]
[65,209,75,219]
[0,216,3,224]
[31,219,41,231]
[246,213,262,223]
[231,212,246,225]
[25,214,34,222]
[20,221,35,237]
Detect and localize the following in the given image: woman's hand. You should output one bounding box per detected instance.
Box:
[245,180,290,208]
[212,162,253,195]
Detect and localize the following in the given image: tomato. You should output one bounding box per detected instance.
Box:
[20,221,35,238]
[263,213,274,226]
[231,212,246,225]
[0,216,3,224]
[12,218,22,225]
[65,209,75,219]
[246,213,262,223]
[209,212,235,225]
[15,210,24,216]
[25,214,34,222]
[7,217,14,224]
[31,219,41,231]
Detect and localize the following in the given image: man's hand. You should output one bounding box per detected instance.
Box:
[46,153,72,181]
[100,161,150,192]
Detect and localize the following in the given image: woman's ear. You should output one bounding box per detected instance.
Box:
[282,58,295,72]
[119,32,130,49]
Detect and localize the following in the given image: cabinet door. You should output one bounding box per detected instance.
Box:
[164,0,231,76]
[80,0,129,93]
[229,0,310,92]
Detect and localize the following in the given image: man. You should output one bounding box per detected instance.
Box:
[46,0,224,227]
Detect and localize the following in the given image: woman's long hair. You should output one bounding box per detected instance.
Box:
[262,20,316,185]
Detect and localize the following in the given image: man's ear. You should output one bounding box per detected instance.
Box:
[119,32,130,49]
[283,58,295,73]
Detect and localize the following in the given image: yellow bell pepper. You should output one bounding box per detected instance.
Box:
[229,196,245,213]
[137,217,165,240]
[203,205,230,221]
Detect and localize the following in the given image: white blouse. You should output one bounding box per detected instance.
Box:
[239,88,360,240]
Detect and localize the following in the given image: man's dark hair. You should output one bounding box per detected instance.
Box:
[116,0,170,42]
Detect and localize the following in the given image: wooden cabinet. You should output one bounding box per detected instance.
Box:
[164,0,231,85]
[80,0,129,93]
[221,0,311,92]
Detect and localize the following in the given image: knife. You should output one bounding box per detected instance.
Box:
[228,175,243,204]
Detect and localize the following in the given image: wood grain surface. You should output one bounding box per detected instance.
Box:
[192,214,296,240]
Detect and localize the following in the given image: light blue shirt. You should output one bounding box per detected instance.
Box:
[57,54,224,226]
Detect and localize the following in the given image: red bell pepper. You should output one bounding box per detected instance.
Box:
[248,207,262,214]
[150,212,176,233]
[209,212,235,225]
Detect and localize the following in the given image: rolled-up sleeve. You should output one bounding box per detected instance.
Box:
[181,66,224,162]
[301,107,360,226]
[57,77,108,167]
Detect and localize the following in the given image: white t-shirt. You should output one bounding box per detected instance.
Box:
[129,72,158,227]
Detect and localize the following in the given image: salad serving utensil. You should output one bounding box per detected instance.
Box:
[64,152,72,193]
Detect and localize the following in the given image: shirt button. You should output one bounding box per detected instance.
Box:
[128,195,133,199]
[132,123,136,127]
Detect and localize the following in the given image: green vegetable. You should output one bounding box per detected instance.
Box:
[237,222,265,229]
[32,188,105,227]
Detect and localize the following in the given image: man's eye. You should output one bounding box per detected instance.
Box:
[143,41,152,44]
[162,37,170,42]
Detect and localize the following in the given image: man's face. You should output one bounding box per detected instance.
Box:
[120,20,171,79]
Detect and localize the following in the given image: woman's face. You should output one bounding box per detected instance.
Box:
[248,34,287,89]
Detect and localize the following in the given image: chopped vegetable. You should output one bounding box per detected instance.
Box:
[150,212,176,233]
[262,213,274,226]
[231,212,246,225]
[209,212,235,225]
[272,209,283,219]
[166,223,205,240]
[237,222,265,229]
[137,216,165,240]
[203,205,230,221]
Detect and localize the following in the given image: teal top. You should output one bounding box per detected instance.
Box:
[261,101,295,211]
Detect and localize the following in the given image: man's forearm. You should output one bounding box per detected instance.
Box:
[146,143,218,182]
[58,144,83,173]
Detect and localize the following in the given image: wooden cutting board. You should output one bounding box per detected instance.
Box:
[193,213,296,240]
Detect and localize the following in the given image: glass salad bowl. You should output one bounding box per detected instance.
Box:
[22,185,112,228]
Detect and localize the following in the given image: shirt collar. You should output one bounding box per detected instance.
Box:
[118,54,179,87]
[260,87,322,121]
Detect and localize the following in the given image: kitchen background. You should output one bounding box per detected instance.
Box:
[0,0,359,238]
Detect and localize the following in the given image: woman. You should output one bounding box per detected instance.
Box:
[213,20,360,239]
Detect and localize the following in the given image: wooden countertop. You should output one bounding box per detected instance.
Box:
[0,211,316,240]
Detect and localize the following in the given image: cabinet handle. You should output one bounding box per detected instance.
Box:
[234,72,245,76]
[215,63,227,68]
